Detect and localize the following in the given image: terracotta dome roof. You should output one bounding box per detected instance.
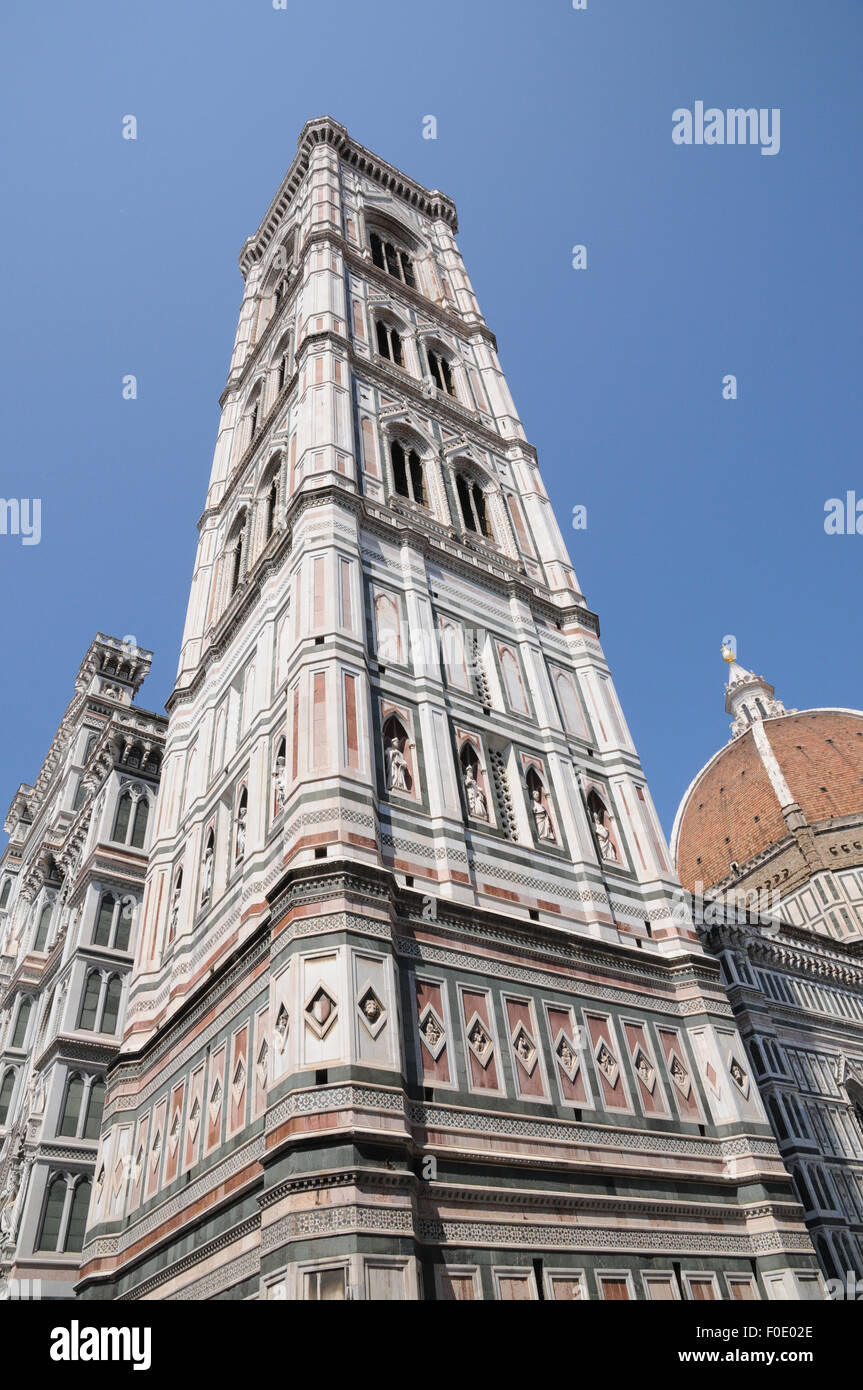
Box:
[672,709,863,893]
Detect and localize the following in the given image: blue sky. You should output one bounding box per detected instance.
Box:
[0,0,860,838]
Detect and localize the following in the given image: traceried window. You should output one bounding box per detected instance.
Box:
[0,878,10,910]
[60,1074,105,1140]
[266,477,279,539]
[390,440,426,506]
[304,1266,347,1300]
[456,475,491,539]
[37,1175,92,1254]
[78,972,122,1035]
[375,320,404,367]
[112,789,150,849]
[427,348,455,397]
[369,231,416,289]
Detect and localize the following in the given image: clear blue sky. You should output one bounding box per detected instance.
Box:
[0,0,860,839]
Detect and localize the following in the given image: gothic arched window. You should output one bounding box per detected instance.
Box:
[65,1178,92,1253]
[37,1175,67,1252]
[0,878,10,910]
[0,1068,15,1125]
[34,901,53,952]
[427,348,455,397]
[101,976,122,1035]
[94,893,116,947]
[84,1078,106,1140]
[375,319,404,367]
[390,440,426,506]
[11,996,32,1049]
[228,510,248,597]
[369,230,416,289]
[59,1074,86,1137]
[274,331,292,394]
[456,474,491,538]
[113,789,149,849]
[247,383,264,441]
[78,972,102,1032]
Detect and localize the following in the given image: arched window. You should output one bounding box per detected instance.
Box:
[0,878,10,910]
[101,976,122,1035]
[37,1175,67,1252]
[247,384,263,441]
[34,901,53,952]
[456,474,491,538]
[59,1075,86,1137]
[375,319,404,366]
[11,996,32,1049]
[228,510,248,597]
[84,1078,106,1140]
[274,332,292,394]
[78,972,102,1032]
[390,440,426,506]
[0,1068,15,1124]
[65,1178,91,1253]
[113,898,132,953]
[112,789,149,849]
[369,231,415,288]
[427,348,455,396]
[94,893,116,947]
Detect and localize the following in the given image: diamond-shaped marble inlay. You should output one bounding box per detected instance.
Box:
[633,1047,656,1094]
[232,1056,247,1107]
[554,1031,580,1082]
[94,1164,105,1198]
[168,1110,181,1154]
[705,1060,721,1098]
[149,1130,162,1172]
[419,1004,446,1060]
[188,1097,201,1141]
[728,1053,750,1098]
[357,983,387,1039]
[595,1042,619,1088]
[511,1024,538,1076]
[669,1052,691,1098]
[133,1145,144,1183]
[304,983,338,1039]
[256,1039,269,1090]
[111,1158,125,1198]
[275,1002,290,1051]
[466,1013,493,1068]
[209,1078,223,1126]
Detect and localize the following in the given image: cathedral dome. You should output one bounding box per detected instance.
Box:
[671,650,863,893]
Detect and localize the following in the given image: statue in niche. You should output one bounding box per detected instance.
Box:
[385,737,410,792]
[272,757,287,814]
[463,762,488,819]
[530,786,555,842]
[169,879,181,937]
[591,809,617,862]
[235,803,247,862]
[200,842,214,906]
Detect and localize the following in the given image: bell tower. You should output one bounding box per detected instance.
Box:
[78,120,819,1302]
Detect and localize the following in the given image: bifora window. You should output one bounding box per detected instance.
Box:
[370,231,416,288]
[390,440,426,506]
[375,319,404,366]
[456,475,490,538]
[427,348,455,396]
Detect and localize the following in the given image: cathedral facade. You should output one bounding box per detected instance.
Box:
[0,637,165,1298]
[672,649,863,1292]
